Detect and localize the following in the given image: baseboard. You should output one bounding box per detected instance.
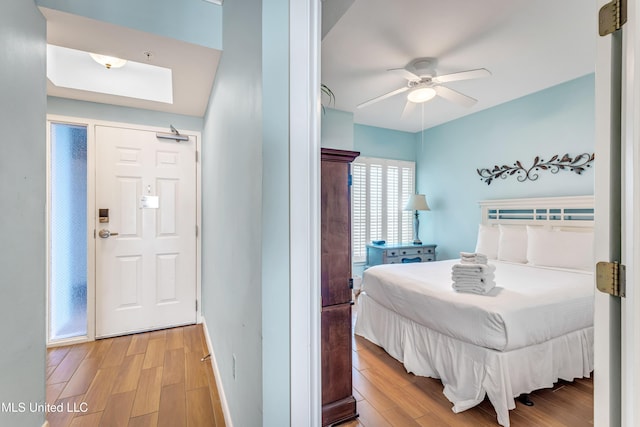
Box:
[201,316,233,427]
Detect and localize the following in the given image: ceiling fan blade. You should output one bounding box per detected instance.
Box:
[401,100,416,118]
[387,67,421,81]
[434,85,477,108]
[357,87,408,109]
[432,68,491,84]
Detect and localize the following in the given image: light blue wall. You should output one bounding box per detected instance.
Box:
[201,0,264,425]
[36,0,222,49]
[262,0,290,425]
[47,97,203,131]
[322,108,418,160]
[354,123,416,161]
[321,107,354,150]
[0,2,47,426]
[417,74,595,260]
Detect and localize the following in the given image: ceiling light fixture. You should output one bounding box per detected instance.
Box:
[407,87,437,103]
[89,53,127,69]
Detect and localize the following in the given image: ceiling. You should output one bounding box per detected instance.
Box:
[321,0,596,133]
[41,7,221,117]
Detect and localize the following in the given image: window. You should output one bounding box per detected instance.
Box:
[351,157,415,262]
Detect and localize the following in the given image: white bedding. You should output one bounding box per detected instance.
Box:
[360,259,594,351]
[355,294,593,427]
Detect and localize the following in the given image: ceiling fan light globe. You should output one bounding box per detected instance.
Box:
[407,87,436,103]
[89,53,127,69]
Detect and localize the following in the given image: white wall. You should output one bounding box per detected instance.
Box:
[0,2,47,426]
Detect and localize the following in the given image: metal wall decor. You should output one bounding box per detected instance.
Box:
[477,153,595,185]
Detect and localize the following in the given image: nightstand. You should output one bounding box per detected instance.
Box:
[365,242,437,268]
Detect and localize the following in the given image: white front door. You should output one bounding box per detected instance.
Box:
[95,125,197,338]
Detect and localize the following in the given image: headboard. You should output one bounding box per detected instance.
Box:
[478,195,594,229]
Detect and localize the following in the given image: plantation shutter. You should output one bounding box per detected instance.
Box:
[350,157,416,262]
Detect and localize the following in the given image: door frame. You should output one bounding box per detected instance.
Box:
[620,0,640,423]
[595,0,640,424]
[46,115,202,347]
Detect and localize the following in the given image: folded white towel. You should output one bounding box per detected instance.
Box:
[452,263,495,274]
[452,286,495,295]
[459,252,488,265]
[452,278,496,294]
[452,275,495,284]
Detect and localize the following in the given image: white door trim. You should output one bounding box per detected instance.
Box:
[289,0,321,425]
[621,0,640,424]
[45,114,202,345]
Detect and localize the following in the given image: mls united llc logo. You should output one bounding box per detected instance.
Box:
[1,401,88,413]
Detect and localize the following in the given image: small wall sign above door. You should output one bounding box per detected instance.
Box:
[477,153,595,185]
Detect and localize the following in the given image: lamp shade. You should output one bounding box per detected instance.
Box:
[404,194,430,211]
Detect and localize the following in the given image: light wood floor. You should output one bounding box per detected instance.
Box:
[46,324,225,427]
[343,331,594,427]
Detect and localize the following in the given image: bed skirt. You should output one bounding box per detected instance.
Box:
[354,292,593,427]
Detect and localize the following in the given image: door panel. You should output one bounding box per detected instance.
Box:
[95,125,196,337]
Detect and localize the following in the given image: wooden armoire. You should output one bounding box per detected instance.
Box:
[321,148,360,426]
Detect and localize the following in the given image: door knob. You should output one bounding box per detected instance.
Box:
[98,229,119,238]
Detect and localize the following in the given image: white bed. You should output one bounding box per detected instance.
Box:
[354,196,595,427]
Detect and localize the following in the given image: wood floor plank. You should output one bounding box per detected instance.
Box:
[380,406,422,427]
[166,327,185,350]
[357,347,415,386]
[186,387,216,427]
[130,367,164,417]
[69,411,104,427]
[47,346,71,367]
[127,333,150,356]
[48,326,223,427]
[100,335,132,369]
[48,348,89,385]
[183,325,204,354]
[142,338,166,369]
[59,357,102,399]
[111,354,145,394]
[83,366,120,414]
[147,329,167,340]
[352,368,396,413]
[352,349,372,371]
[128,412,159,427]
[158,382,187,427]
[185,350,209,390]
[46,365,58,380]
[162,348,186,387]
[48,395,86,427]
[100,390,136,427]
[359,367,427,419]
[85,339,114,364]
[46,382,66,406]
[356,400,393,427]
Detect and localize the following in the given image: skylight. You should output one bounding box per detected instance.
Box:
[47,44,173,104]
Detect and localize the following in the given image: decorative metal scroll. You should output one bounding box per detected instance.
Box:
[477,153,595,185]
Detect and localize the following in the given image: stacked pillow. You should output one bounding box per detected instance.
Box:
[474,223,594,271]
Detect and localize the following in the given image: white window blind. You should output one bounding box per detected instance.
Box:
[351,157,415,262]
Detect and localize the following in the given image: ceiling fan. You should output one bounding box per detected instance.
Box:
[357,58,491,112]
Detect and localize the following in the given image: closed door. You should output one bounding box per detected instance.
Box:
[95,125,197,337]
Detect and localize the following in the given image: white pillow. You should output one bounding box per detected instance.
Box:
[526,226,594,271]
[474,224,499,259]
[497,225,528,263]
